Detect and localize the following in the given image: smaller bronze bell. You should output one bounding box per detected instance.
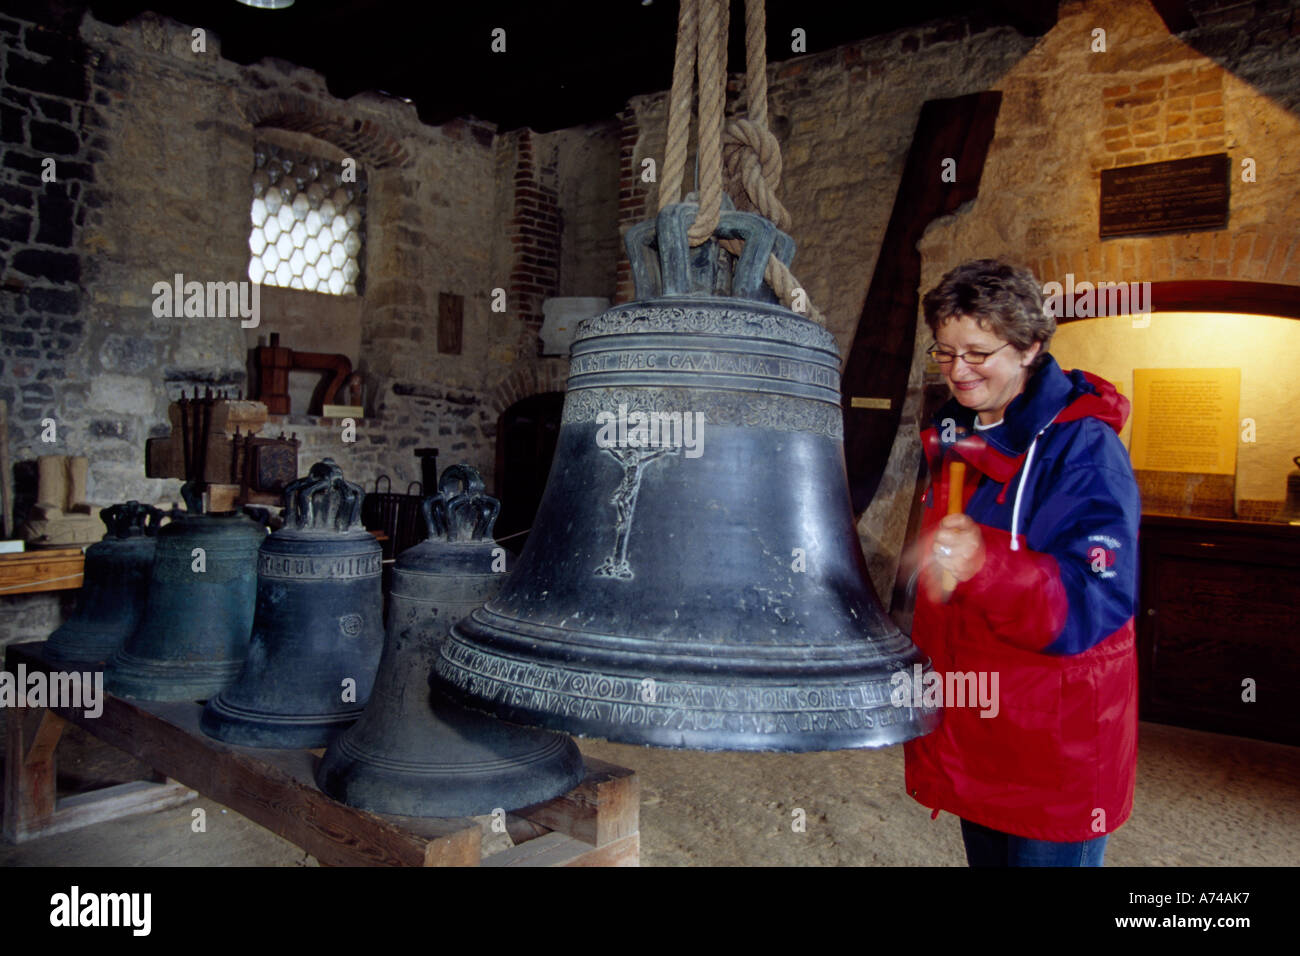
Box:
[1275,457,1300,525]
[201,459,384,748]
[46,501,164,665]
[106,488,267,702]
[316,465,584,817]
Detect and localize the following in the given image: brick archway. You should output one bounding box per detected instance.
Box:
[487,359,569,418]
[242,92,411,169]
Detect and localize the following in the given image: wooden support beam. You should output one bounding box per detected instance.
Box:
[842,91,1003,517]
[985,0,1060,36]
[513,756,638,847]
[3,642,638,865]
[1149,0,1198,34]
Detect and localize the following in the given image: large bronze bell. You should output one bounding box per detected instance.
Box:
[317,465,584,817]
[46,501,164,665]
[434,202,940,751]
[106,489,266,702]
[201,459,384,748]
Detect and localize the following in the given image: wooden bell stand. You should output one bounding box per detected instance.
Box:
[3,641,639,865]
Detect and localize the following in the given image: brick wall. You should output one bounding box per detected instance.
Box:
[504,128,560,333]
[615,107,651,303]
[1101,68,1226,167]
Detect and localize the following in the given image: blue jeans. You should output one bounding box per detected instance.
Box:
[960,818,1108,867]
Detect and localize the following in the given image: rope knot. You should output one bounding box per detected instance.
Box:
[723,117,790,232]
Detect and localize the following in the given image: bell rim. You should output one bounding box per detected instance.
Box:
[328,726,575,775]
[434,672,941,753]
[314,739,585,817]
[433,627,943,753]
[450,605,919,673]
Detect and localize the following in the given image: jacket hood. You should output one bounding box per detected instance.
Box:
[925,355,1130,483]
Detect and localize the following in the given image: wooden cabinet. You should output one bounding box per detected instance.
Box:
[1138,515,1300,746]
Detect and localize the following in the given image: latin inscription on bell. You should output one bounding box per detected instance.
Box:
[569,349,836,388]
[258,551,383,580]
[439,639,918,737]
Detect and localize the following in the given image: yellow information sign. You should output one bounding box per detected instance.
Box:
[1130,368,1240,474]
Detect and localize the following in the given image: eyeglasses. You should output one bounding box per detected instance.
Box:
[927,342,1012,366]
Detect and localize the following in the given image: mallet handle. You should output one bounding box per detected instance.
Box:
[940,460,966,598]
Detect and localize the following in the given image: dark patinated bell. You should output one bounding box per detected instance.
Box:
[434,202,941,751]
[46,501,164,665]
[201,459,383,748]
[106,491,266,701]
[317,465,584,817]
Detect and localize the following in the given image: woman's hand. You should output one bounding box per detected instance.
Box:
[931,513,986,584]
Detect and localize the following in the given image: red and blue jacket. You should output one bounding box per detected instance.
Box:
[903,354,1141,842]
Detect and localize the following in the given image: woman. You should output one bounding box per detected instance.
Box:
[903,258,1141,866]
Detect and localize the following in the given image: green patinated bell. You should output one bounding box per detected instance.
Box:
[46,501,164,666]
[106,496,266,702]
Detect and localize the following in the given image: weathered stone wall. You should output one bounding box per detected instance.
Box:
[0,9,541,515]
[0,10,536,641]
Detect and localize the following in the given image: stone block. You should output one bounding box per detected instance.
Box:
[98,334,159,374]
[0,102,23,144]
[0,209,31,241]
[5,52,88,101]
[35,188,74,246]
[28,119,78,156]
[2,328,35,347]
[89,374,158,417]
[35,96,73,124]
[0,182,32,207]
[12,248,79,283]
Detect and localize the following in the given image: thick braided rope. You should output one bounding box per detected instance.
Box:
[658,0,697,211]
[742,0,767,130]
[687,0,727,245]
[658,0,824,325]
[723,0,824,324]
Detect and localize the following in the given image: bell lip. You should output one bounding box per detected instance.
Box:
[448,606,920,675]
[432,630,944,753]
[314,737,585,818]
[104,647,246,701]
[43,630,123,666]
[200,694,365,749]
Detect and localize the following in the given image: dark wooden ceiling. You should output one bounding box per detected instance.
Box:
[67,0,1064,131]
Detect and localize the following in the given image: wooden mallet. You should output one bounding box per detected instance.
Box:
[940,460,966,601]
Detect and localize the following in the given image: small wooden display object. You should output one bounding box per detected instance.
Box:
[254,333,355,416]
[3,642,639,866]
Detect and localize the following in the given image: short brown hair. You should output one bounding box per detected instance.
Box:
[922,259,1055,369]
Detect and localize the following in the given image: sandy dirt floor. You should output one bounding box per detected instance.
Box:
[2,717,1296,867]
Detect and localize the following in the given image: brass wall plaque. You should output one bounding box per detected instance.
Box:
[1100,153,1229,238]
